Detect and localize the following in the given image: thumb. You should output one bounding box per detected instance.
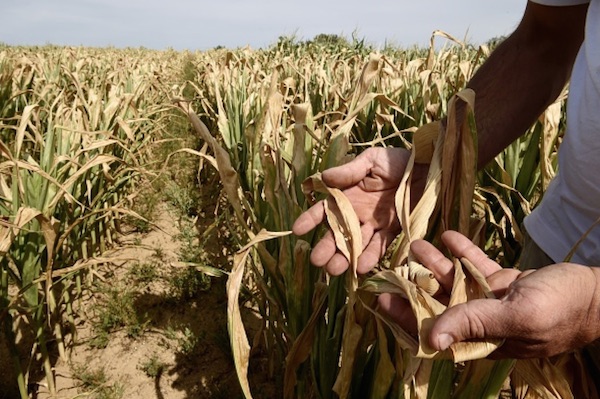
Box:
[429,299,510,351]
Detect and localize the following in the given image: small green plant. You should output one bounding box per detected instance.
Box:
[177,326,200,355]
[152,246,166,261]
[126,182,161,234]
[165,180,198,217]
[71,364,125,399]
[138,354,165,378]
[160,324,202,355]
[175,219,205,264]
[129,261,158,284]
[91,285,145,347]
[163,325,179,342]
[89,330,110,350]
[168,267,210,300]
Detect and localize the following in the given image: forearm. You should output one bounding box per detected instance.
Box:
[467,2,587,168]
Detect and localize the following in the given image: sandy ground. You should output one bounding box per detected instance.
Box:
[15,204,277,399]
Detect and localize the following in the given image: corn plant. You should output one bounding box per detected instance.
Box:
[172,33,478,398]
[0,47,174,398]
[175,32,591,399]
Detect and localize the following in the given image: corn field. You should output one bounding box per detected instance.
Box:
[0,33,590,398]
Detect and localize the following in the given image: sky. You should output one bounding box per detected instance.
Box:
[1,0,526,51]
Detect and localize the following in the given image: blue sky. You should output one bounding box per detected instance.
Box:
[1,0,526,50]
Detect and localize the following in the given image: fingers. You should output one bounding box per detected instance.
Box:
[323,253,350,276]
[321,147,410,190]
[357,229,398,274]
[409,232,505,294]
[292,200,325,236]
[378,293,418,336]
[310,229,337,267]
[311,223,375,276]
[410,239,455,293]
[486,269,522,297]
[440,231,502,278]
[318,224,393,276]
[321,150,374,190]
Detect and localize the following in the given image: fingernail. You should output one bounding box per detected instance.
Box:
[437,333,454,350]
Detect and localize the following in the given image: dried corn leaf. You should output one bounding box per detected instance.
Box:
[15,104,39,157]
[301,173,362,269]
[284,282,327,399]
[393,115,444,264]
[513,358,574,399]
[407,260,440,296]
[360,256,502,362]
[227,229,292,399]
[352,53,382,108]
[302,173,364,399]
[177,101,248,230]
[370,318,396,399]
[164,148,218,171]
[360,269,444,359]
[333,317,364,398]
[413,121,441,164]
[426,30,464,70]
[539,98,563,191]
[414,356,434,398]
[457,257,495,300]
[0,207,53,255]
[441,89,477,235]
[291,103,310,178]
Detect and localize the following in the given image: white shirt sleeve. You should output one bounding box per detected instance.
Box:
[529,0,589,5]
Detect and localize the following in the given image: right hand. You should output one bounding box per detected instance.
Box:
[380,231,600,359]
[292,147,424,275]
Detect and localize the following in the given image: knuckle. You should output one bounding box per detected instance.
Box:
[466,305,489,339]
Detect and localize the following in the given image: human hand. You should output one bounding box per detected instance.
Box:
[379,230,600,358]
[292,147,426,276]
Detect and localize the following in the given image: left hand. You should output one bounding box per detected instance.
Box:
[292,147,420,275]
[379,230,600,358]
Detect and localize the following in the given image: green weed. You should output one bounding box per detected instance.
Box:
[165,180,199,218]
[168,266,210,301]
[126,184,160,234]
[175,220,204,264]
[129,261,159,284]
[91,285,145,348]
[71,364,125,399]
[177,326,201,356]
[137,354,166,378]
